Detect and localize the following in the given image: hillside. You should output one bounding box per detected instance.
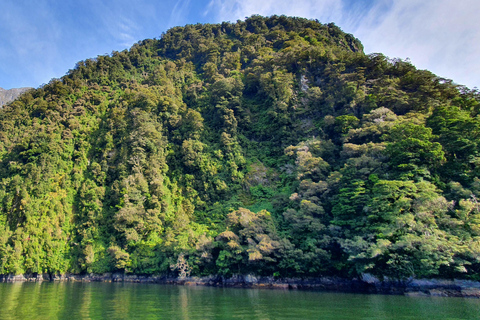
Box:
[0,87,32,107]
[0,15,479,280]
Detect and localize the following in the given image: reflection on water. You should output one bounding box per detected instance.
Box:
[0,281,479,320]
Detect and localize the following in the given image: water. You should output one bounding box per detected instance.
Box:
[0,282,479,319]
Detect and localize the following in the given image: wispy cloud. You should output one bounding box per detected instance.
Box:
[0,1,62,87]
[85,0,140,48]
[354,0,480,88]
[205,0,343,23]
[113,16,139,47]
[1,0,479,89]
[204,0,480,88]
[169,0,192,28]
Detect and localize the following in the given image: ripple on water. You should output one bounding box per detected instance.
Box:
[0,282,479,320]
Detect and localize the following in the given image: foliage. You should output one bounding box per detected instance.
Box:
[0,15,478,280]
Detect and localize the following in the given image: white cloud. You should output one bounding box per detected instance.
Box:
[206,0,480,89]
[354,0,480,88]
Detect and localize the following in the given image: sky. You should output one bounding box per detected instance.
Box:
[1,0,479,90]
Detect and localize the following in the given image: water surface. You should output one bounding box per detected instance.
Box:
[0,282,478,319]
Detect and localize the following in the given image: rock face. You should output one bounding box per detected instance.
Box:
[0,87,32,107]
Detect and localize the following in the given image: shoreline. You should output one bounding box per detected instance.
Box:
[1,273,479,298]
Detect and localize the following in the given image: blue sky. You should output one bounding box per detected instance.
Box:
[1,0,479,90]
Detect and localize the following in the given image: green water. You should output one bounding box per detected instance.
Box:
[0,282,479,319]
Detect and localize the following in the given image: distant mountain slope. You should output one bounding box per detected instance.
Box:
[0,87,32,107]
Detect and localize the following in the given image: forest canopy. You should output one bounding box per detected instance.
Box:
[0,15,479,280]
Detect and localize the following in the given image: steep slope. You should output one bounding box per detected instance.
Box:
[0,87,32,107]
[0,15,479,280]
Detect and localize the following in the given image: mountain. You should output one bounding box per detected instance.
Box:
[0,15,478,280]
[0,87,32,107]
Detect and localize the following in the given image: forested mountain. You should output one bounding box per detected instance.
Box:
[0,87,32,107]
[0,15,479,281]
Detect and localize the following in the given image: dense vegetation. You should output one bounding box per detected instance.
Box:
[0,15,479,281]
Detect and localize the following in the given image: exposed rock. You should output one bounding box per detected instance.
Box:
[300,75,309,92]
[8,274,27,282]
[0,87,32,107]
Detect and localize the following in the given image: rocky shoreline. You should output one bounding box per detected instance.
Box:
[1,273,479,298]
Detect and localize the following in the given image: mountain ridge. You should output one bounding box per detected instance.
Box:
[0,87,32,107]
